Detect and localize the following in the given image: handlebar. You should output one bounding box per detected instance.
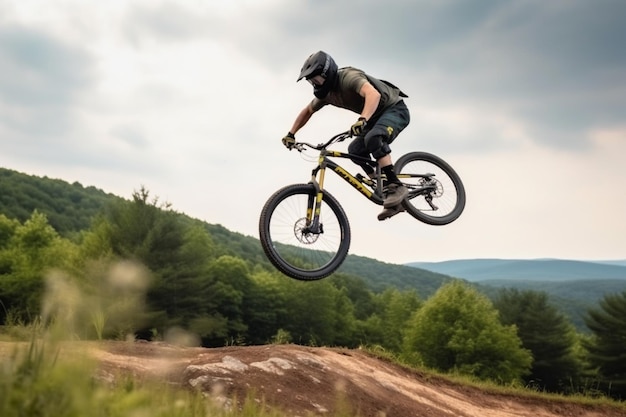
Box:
[293,131,352,152]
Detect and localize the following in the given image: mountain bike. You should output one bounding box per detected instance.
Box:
[259,131,465,281]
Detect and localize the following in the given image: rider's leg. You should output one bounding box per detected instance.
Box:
[365,131,408,208]
[348,137,376,177]
[364,101,411,209]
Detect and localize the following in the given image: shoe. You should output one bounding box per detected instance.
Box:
[383,183,408,208]
[378,204,405,221]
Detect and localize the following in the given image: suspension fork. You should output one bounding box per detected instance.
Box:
[304,156,328,235]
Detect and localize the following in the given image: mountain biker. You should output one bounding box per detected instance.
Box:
[282,51,411,220]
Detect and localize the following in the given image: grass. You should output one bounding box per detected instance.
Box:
[0,335,360,417]
[0,339,267,417]
[0,268,362,417]
[1,334,625,417]
[361,344,626,413]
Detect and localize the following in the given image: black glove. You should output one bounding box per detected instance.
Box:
[282,132,296,150]
[350,117,367,136]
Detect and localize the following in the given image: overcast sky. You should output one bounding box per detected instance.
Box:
[1,0,625,265]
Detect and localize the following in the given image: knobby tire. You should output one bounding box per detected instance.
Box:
[259,184,351,280]
[395,152,466,225]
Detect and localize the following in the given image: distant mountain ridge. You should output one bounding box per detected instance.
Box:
[407,259,626,282]
[592,260,626,267]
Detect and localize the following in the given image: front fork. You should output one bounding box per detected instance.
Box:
[303,163,327,235]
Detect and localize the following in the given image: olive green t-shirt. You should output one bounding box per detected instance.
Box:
[310,67,406,120]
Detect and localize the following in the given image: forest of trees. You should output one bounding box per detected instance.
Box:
[1,169,625,399]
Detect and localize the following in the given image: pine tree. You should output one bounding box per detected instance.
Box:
[493,289,581,393]
[584,291,626,399]
[95,187,214,335]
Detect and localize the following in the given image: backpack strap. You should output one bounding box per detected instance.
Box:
[380,79,409,98]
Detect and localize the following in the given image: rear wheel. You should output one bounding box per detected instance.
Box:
[259,184,351,280]
[395,152,466,225]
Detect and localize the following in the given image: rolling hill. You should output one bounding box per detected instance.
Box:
[0,166,450,297]
[3,165,624,329]
[408,258,626,330]
[408,258,626,282]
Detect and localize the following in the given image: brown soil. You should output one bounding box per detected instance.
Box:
[84,341,625,417]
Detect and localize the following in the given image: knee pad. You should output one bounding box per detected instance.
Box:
[372,142,391,160]
[348,138,365,155]
[348,137,373,170]
[365,124,393,159]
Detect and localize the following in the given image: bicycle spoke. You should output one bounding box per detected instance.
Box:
[259,184,351,280]
[395,152,465,225]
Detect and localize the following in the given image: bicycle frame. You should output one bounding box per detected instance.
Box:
[311,149,385,204]
[296,132,438,234]
[260,132,465,280]
[301,149,379,235]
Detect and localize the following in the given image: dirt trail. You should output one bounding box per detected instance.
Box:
[88,341,625,417]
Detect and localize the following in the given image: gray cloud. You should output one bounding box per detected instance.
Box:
[235,0,626,150]
[0,25,94,139]
[0,25,93,106]
[0,23,164,177]
[35,0,622,155]
[121,2,214,46]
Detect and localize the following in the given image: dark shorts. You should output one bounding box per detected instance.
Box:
[348,100,411,161]
[369,99,411,144]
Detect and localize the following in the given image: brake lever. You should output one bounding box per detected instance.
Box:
[336,132,353,143]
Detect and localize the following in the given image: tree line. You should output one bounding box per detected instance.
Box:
[2,167,614,317]
[0,186,625,399]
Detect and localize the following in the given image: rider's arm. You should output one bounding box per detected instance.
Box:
[288,103,316,135]
[358,82,381,121]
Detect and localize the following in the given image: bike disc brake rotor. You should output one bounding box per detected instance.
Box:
[421,177,444,197]
[294,218,320,244]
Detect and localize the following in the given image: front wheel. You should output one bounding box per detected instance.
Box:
[395,152,466,225]
[259,184,351,280]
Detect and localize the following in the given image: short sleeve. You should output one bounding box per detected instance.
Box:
[310,98,327,112]
[342,70,368,94]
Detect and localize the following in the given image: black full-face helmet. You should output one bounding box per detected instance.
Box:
[297,51,338,99]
